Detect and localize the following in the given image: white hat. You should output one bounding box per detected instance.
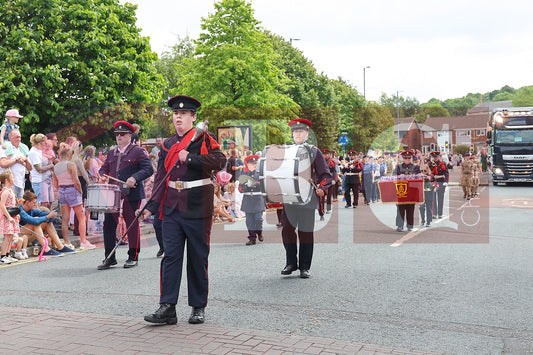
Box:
[5,109,23,118]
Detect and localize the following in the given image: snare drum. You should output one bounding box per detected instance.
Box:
[86,184,121,213]
[259,144,313,205]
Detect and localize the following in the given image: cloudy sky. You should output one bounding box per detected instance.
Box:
[121,0,533,103]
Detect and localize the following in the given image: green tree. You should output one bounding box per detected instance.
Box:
[415,104,450,123]
[154,35,195,104]
[352,104,394,152]
[182,0,296,111]
[512,85,533,107]
[0,0,163,140]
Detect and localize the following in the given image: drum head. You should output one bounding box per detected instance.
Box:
[259,144,313,205]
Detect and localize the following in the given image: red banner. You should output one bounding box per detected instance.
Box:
[378,178,424,204]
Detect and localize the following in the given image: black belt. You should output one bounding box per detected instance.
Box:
[59,184,75,188]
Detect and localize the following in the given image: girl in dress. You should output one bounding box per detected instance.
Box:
[0,170,21,264]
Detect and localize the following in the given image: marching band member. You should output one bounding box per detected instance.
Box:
[429,151,449,219]
[238,155,265,245]
[143,95,226,325]
[321,149,337,214]
[394,150,420,232]
[341,151,362,208]
[97,121,153,269]
[280,119,332,279]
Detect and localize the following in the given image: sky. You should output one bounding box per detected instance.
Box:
[120,0,533,103]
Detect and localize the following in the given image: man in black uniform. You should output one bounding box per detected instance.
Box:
[394,150,421,232]
[97,121,153,269]
[280,119,332,279]
[143,95,226,325]
[341,151,362,208]
[429,151,449,219]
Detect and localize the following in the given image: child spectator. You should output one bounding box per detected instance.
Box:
[213,183,235,222]
[1,109,22,149]
[238,155,265,245]
[0,170,21,264]
[12,234,28,260]
[223,182,245,218]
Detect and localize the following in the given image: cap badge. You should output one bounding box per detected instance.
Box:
[179,102,184,108]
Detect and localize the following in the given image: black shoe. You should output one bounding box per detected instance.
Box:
[97,258,117,270]
[420,221,425,226]
[320,216,324,221]
[344,204,351,208]
[406,226,413,231]
[144,303,177,325]
[188,307,205,324]
[300,269,310,278]
[396,227,403,232]
[281,264,298,275]
[246,239,256,245]
[258,234,263,242]
[124,259,138,268]
[426,223,430,227]
[438,215,442,219]
[156,248,164,258]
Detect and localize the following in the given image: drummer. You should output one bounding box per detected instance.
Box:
[280,118,332,278]
[97,121,153,270]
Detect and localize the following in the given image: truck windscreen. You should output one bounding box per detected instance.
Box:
[495,129,533,144]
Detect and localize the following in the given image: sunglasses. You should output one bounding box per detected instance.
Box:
[114,132,129,137]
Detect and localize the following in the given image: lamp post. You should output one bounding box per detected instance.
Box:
[396,90,402,144]
[363,66,370,101]
[290,38,301,44]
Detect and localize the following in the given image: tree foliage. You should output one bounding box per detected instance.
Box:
[352,104,394,152]
[182,0,296,110]
[0,0,163,142]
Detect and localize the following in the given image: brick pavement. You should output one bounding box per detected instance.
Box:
[0,306,447,355]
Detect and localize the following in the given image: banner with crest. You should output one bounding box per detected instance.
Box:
[378,175,424,204]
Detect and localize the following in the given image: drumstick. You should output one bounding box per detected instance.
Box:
[104,174,129,185]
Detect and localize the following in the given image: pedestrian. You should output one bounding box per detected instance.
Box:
[0,170,21,264]
[0,129,32,199]
[280,118,332,279]
[97,121,153,270]
[28,133,55,204]
[53,143,95,250]
[394,150,421,232]
[238,155,265,245]
[143,95,226,325]
[1,109,22,150]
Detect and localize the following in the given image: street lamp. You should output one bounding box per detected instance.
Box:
[396,90,403,144]
[363,66,370,101]
[290,38,301,44]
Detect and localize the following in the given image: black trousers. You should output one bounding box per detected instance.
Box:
[103,199,141,261]
[396,204,415,228]
[281,205,315,270]
[160,210,211,307]
[344,183,360,206]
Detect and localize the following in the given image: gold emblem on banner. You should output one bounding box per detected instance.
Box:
[395,181,408,198]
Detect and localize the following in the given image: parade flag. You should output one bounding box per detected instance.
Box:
[378,175,424,204]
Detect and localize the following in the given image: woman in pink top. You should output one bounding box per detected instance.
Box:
[53,143,95,250]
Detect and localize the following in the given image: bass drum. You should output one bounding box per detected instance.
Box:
[258,144,313,205]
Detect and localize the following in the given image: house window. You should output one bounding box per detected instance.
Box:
[476,129,485,136]
[399,131,407,138]
[424,131,432,138]
[456,130,471,137]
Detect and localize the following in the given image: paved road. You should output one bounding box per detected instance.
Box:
[1,170,532,354]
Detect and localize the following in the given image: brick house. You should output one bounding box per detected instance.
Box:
[393,117,422,150]
[423,113,490,154]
